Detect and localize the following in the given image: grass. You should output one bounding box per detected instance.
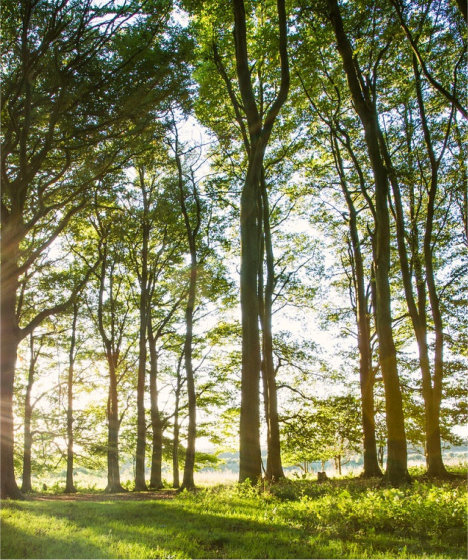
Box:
[1,476,466,559]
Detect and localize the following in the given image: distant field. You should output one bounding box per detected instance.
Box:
[1,475,466,559]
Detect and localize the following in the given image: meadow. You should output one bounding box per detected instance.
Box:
[1,473,466,559]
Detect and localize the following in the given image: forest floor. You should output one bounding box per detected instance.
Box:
[1,475,466,559]
[31,490,177,502]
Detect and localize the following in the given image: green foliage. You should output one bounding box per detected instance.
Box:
[282,395,362,471]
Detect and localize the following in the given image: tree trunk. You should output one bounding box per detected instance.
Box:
[0,225,23,499]
[414,58,449,477]
[65,303,78,493]
[239,155,263,482]
[259,169,284,481]
[135,183,150,491]
[21,334,36,493]
[389,167,447,477]
[148,319,163,489]
[171,131,201,491]
[106,354,124,493]
[172,420,180,489]
[172,359,182,489]
[327,0,409,484]
[232,0,289,483]
[332,136,382,478]
[378,445,384,468]
[181,257,197,490]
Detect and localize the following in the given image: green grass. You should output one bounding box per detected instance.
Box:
[1,478,466,559]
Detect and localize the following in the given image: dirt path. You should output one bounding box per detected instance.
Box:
[31,490,177,502]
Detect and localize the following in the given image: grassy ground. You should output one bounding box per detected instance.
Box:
[1,477,466,559]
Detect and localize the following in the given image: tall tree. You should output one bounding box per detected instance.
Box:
[1,0,190,498]
[331,135,383,477]
[91,208,134,493]
[134,167,151,491]
[325,0,409,483]
[231,0,290,482]
[65,301,79,493]
[258,169,285,480]
[171,128,202,490]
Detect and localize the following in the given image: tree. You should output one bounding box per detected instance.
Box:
[296,65,383,476]
[124,154,187,490]
[282,395,362,475]
[171,127,202,490]
[190,0,290,482]
[1,0,190,499]
[324,0,409,484]
[65,301,79,493]
[21,331,45,493]
[90,205,135,493]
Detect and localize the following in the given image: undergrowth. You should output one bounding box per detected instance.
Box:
[1,476,466,559]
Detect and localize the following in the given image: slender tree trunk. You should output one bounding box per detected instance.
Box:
[172,359,183,489]
[172,420,180,489]
[327,0,409,484]
[135,180,150,491]
[332,137,382,478]
[174,147,200,491]
[388,159,447,477]
[181,256,197,490]
[239,153,263,482]
[21,334,36,493]
[358,314,382,477]
[328,0,409,484]
[414,58,449,477]
[148,318,163,489]
[106,354,124,493]
[65,303,78,493]
[259,170,284,481]
[0,223,23,499]
[135,308,148,491]
[96,252,125,494]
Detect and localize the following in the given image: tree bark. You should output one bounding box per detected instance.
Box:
[148,316,163,489]
[259,169,284,481]
[21,333,41,493]
[180,258,197,490]
[232,0,290,483]
[106,354,124,493]
[135,173,150,492]
[65,303,79,493]
[327,0,409,484]
[239,151,263,482]
[413,57,450,477]
[172,357,183,489]
[96,253,125,493]
[174,142,200,492]
[332,138,382,478]
[0,219,23,499]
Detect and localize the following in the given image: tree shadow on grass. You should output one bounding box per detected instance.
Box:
[2,498,465,559]
[2,500,317,559]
